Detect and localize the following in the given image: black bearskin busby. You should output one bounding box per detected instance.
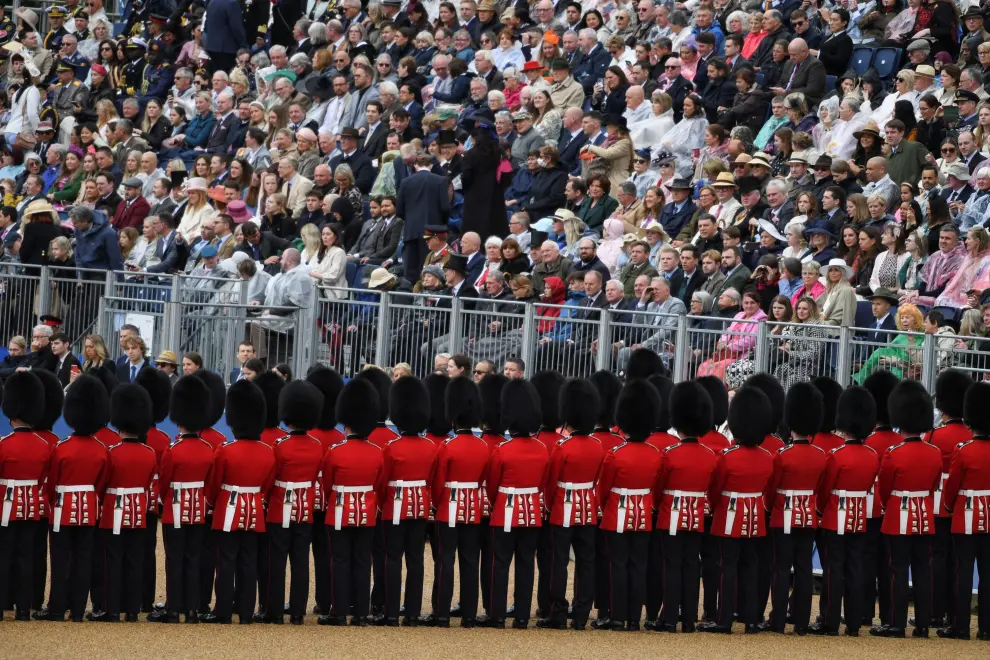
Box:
[501,378,542,436]
[479,373,508,432]
[225,379,267,440]
[191,369,226,427]
[254,370,286,429]
[811,377,842,434]
[2,371,44,427]
[589,370,622,429]
[935,368,974,419]
[889,380,934,436]
[63,373,111,436]
[862,370,899,426]
[446,376,483,430]
[279,380,323,431]
[336,378,380,438]
[425,373,453,436]
[616,380,661,442]
[354,368,392,422]
[170,376,214,433]
[135,367,172,424]
[306,366,344,430]
[964,382,990,435]
[648,375,674,431]
[530,370,565,430]
[33,369,64,432]
[696,376,728,429]
[389,376,430,435]
[110,384,154,439]
[785,382,824,438]
[728,387,774,447]
[626,347,667,381]
[670,381,712,438]
[836,386,877,441]
[560,379,601,435]
[744,373,784,434]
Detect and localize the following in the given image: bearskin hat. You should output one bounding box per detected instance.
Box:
[560,379,601,435]
[479,373,508,432]
[91,365,119,395]
[306,366,344,430]
[744,373,785,430]
[446,376,483,430]
[63,374,110,436]
[170,376,214,433]
[530,370,565,429]
[279,380,323,431]
[648,375,674,430]
[191,369,226,427]
[836,385,877,441]
[615,380,661,442]
[135,367,171,424]
[501,378,542,436]
[390,376,430,435]
[935,368,974,419]
[354,368,392,422]
[225,379,267,440]
[728,387,774,447]
[785,382,825,438]
[336,378,380,438]
[589,370,622,428]
[964,382,990,435]
[110,384,154,439]
[811,377,842,434]
[670,381,713,438]
[625,347,667,381]
[862,370,899,425]
[33,369,64,432]
[889,380,934,435]
[2,371,44,427]
[425,373,453,436]
[254,371,285,429]
[696,376,728,428]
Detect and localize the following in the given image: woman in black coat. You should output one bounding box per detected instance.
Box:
[591,67,629,117]
[518,148,568,226]
[461,122,508,239]
[817,8,855,77]
[718,69,768,136]
[19,211,67,267]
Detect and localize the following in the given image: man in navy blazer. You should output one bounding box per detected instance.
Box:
[573,29,611,97]
[205,93,241,155]
[328,127,376,193]
[556,107,589,173]
[658,179,697,239]
[202,0,247,73]
[657,60,694,122]
[396,155,450,283]
[144,212,185,275]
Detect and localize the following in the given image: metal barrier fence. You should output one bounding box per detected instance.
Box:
[1,266,988,391]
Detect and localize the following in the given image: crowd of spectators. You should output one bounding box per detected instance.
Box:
[1,0,990,386]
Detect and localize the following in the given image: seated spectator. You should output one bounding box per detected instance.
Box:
[696,290,767,380]
[498,236,530,276]
[0,335,29,379]
[575,175,619,235]
[615,276,686,373]
[852,303,925,383]
[251,248,317,333]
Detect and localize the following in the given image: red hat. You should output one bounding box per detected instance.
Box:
[522,60,543,72]
[91,63,107,76]
[39,315,62,328]
[226,200,252,224]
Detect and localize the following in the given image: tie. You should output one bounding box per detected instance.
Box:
[130,365,137,382]
[786,61,800,90]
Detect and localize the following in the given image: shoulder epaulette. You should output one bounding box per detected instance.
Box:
[329,438,348,450]
[722,444,741,455]
[220,439,237,447]
[888,440,907,453]
[612,442,629,452]
[957,439,975,450]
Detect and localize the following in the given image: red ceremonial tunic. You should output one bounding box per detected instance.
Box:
[379,434,438,523]
[321,435,384,529]
[708,445,774,538]
[261,426,287,448]
[208,439,276,532]
[33,428,61,518]
[942,436,990,534]
[700,429,730,453]
[760,434,785,453]
[95,426,121,448]
[99,439,157,533]
[310,427,344,512]
[598,441,661,533]
[266,430,323,526]
[646,431,680,452]
[159,433,214,527]
[433,431,490,526]
[866,427,903,518]
[0,428,52,525]
[925,419,973,515]
[815,441,880,534]
[369,424,400,450]
[426,432,451,446]
[544,433,606,527]
[48,435,109,530]
[654,438,717,535]
[486,434,550,530]
[200,427,227,452]
[876,437,942,536]
[592,428,625,453]
[145,427,171,514]
[764,439,828,532]
[813,432,844,453]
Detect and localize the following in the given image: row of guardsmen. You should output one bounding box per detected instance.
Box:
[0,348,989,639]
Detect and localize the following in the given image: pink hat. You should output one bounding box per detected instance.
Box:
[297,127,317,143]
[226,200,252,223]
[184,177,208,193]
[91,63,108,76]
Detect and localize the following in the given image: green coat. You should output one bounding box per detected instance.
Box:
[576,195,619,233]
[886,140,929,187]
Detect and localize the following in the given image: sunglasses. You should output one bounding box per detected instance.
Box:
[896,77,907,82]
[665,65,679,69]
[634,159,647,164]
[942,147,956,153]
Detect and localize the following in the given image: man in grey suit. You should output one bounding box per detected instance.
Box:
[713,246,752,299]
[396,154,450,283]
[616,276,686,373]
[769,39,826,108]
[339,63,381,133]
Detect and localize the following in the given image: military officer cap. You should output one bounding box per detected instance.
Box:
[148,13,168,24]
[148,38,165,54]
[956,89,980,105]
[127,37,148,50]
[71,7,88,19]
[47,6,68,18]
[56,58,75,74]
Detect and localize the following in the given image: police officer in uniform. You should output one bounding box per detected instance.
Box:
[138,38,175,108]
[44,6,70,51]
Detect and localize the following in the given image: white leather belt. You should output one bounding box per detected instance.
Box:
[962,490,990,535]
[664,490,705,536]
[892,490,931,535]
[1,479,39,527]
[389,480,427,524]
[498,486,539,532]
[612,487,650,534]
[721,491,762,536]
[276,480,313,529]
[169,481,205,529]
[559,482,594,529]
[832,490,868,536]
[220,485,261,532]
[778,489,815,535]
[331,484,374,530]
[53,484,95,532]
[445,482,480,528]
[107,487,146,535]
[935,472,949,514]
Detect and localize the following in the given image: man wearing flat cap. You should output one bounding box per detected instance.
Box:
[112,178,152,232]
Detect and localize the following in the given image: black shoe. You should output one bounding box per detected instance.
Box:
[655,622,678,632]
[794,627,808,636]
[591,617,623,630]
[284,602,291,615]
[978,630,990,641]
[627,623,641,632]
[474,615,504,628]
[154,603,166,612]
[151,611,180,624]
[267,615,284,625]
[317,615,347,626]
[87,611,119,622]
[506,604,515,617]
[252,610,268,623]
[70,615,83,623]
[912,627,929,638]
[200,613,232,624]
[33,610,65,622]
[85,610,106,622]
[936,627,970,640]
[430,617,450,628]
[869,625,905,638]
[185,611,199,624]
[313,605,322,615]
[682,622,696,633]
[349,616,368,627]
[449,604,462,618]
[198,608,213,619]
[755,620,773,632]
[512,619,528,629]
[401,616,419,627]
[124,613,139,623]
[570,621,587,631]
[536,618,566,630]
[15,610,30,622]
[844,628,860,637]
[807,623,838,636]
[289,616,304,626]
[698,621,732,634]
[644,619,658,631]
[460,618,478,629]
[744,624,762,634]
[238,616,252,624]
[567,605,575,620]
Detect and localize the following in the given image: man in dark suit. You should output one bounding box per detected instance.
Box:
[658,179,697,239]
[814,8,853,77]
[365,195,403,266]
[668,245,706,305]
[94,172,123,218]
[939,162,975,210]
[205,92,240,154]
[328,127,376,193]
[361,100,389,162]
[556,107,589,174]
[724,34,750,73]
[116,335,154,383]
[856,288,899,363]
[762,179,797,233]
[714,246,753,299]
[202,0,247,73]
[769,38,826,108]
[958,130,988,176]
[50,332,81,387]
[396,154,450,283]
[234,221,293,275]
[459,232,486,289]
[144,211,186,275]
[573,29,611,98]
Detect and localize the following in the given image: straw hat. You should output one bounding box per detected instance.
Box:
[711,172,737,188]
[155,350,178,366]
[23,199,58,222]
[368,268,397,289]
[820,257,854,280]
[853,120,881,139]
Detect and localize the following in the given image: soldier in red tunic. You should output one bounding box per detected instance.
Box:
[265,380,325,625]
[252,370,286,622]
[810,385,880,637]
[475,373,508,619]
[202,380,277,625]
[765,383,828,634]
[538,378,604,631]
[530,370,564,620]
[811,377,845,453]
[427,376,489,627]
[700,386,775,634]
[939,381,990,640]
[593,380,662,631]
[482,379,549,629]
[644,375,676,629]
[92,385,158,622]
[154,376,216,624]
[38,374,110,622]
[29,369,64,615]
[317,378,384,627]
[871,381,941,638]
[927,369,974,628]
[0,372,50,620]
[694,375,729,624]
[861,370,902,628]
[655,381,718,633]
[304,366,345,617]
[423,372,452,618]
[588,370,623,624]
[134,368,173,616]
[373,377,437,627]
[87,369,118,619]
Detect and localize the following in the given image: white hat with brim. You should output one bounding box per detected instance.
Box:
[820,257,854,280]
[757,219,785,242]
[184,177,209,193]
[369,268,397,289]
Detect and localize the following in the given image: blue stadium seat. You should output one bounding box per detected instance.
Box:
[826,75,837,93]
[849,47,875,76]
[872,48,902,79]
[855,300,876,329]
[755,71,765,88]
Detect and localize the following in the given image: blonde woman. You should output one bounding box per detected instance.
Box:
[77,334,114,382]
[116,149,143,197]
[256,172,282,224]
[299,223,322,266]
[819,258,858,327]
[177,177,214,238]
[96,99,119,143]
[782,222,809,260]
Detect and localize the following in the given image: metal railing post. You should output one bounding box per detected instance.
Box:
[520,303,536,373]
[673,315,689,383]
[835,326,853,387]
[37,266,51,317]
[921,332,937,392]
[373,292,390,368]
[448,296,462,355]
[104,269,115,298]
[595,309,610,371]
[754,320,769,374]
[97,296,108,339]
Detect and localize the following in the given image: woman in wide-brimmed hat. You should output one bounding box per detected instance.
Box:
[849,119,884,181]
[820,258,858,327]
